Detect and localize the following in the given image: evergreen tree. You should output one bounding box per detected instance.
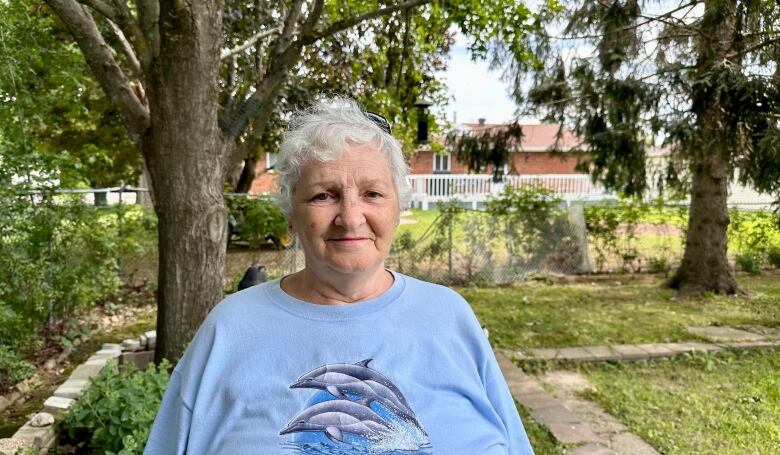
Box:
[508,0,780,293]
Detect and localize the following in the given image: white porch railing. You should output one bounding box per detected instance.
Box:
[407,174,612,209]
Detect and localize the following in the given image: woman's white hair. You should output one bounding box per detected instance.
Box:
[276,97,412,216]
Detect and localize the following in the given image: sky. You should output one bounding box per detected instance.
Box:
[436,35,519,125]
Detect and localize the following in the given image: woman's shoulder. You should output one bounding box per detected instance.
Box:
[393,272,472,312]
[203,280,281,326]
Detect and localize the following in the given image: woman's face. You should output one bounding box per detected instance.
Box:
[289,144,400,276]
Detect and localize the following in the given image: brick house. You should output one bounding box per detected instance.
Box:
[409,121,585,176]
[250,121,587,195]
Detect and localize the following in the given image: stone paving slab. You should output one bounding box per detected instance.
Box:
[570,443,618,455]
[53,378,88,400]
[528,348,560,359]
[69,363,104,381]
[516,392,559,411]
[541,371,594,394]
[675,342,723,352]
[557,347,595,360]
[547,423,602,444]
[635,343,676,357]
[723,340,780,349]
[610,432,660,455]
[583,345,623,361]
[12,423,56,448]
[42,396,74,416]
[610,344,650,359]
[687,326,767,342]
[530,403,582,424]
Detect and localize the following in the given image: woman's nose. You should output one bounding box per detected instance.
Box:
[335,195,366,229]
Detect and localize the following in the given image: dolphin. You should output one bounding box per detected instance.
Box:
[292,359,412,410]
[290,371,425,432]
[279,399,391,443]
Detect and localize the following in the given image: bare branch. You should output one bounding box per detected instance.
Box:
[107,19,142,78]
[302,0,431,44]
[220,27,281,60]
[45,0,150,143]
[78,0,117,21]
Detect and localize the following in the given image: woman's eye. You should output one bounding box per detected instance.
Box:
[365,191,382,199]
[312,193,332,201]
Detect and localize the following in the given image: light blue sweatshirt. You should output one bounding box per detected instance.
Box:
[144,272,534,454]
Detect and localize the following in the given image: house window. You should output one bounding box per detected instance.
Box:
[433,153,451,173]
[266,152,278,171]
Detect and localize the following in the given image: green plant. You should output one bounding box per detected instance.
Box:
[647,256,670,274]
[59,359,171,455]
[768,247,780,269]
[227,197,288,249]
[0,345,35,390]
[486,185,577,276]
[735,252,761,275]
[729,209,780,257]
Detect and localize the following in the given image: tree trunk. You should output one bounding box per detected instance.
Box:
[144,1,228,363]
[668,0,739,295]
[668,152,738,294]
[233,155,259,193]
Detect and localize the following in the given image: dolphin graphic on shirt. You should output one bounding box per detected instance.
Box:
[279,399,391,443]
[282,358,431,452]
[293,359,412,408]
[291,366,425,433]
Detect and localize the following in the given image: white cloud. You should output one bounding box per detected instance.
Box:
[436,34,518,124]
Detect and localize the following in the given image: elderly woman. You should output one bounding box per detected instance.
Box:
[145,99,533,454]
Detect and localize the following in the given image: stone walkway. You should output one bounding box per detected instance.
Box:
[496,352,658,454]
[511,326,780,363]
[496,326,780,454]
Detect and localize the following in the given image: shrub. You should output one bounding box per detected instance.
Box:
[59,359,171,455]
[736,252,761,275]
[768,247,780,269]
[0,345,35,390]
[227,196,288,248]
[729,209,780,256]
[647,256,671,274]
[0,195,131,387]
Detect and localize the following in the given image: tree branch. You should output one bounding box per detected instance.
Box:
[222,0,431,148]
[78,0,117,21]
[220,27,281,60]
[45,0,150,144]
[136,0,160,61]
[107,19,142,78]
[301,0,325,34]
[302,0,431,45]
[729,36,780,60]
[274,0,305,58]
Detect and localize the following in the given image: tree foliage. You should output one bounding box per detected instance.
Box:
[37,0,547,361]
[514,0,780,199]
[499,0,780,293]
[447,121,523,181]
[0,0,138,188]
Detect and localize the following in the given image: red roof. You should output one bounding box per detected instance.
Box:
[458,122,582,151]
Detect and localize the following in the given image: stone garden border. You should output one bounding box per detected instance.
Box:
[0,331,157,454]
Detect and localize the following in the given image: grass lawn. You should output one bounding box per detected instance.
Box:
[459,272,780,350]
[578,349,780,454]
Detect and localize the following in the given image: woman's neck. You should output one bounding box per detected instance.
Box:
[281,266,393,305]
